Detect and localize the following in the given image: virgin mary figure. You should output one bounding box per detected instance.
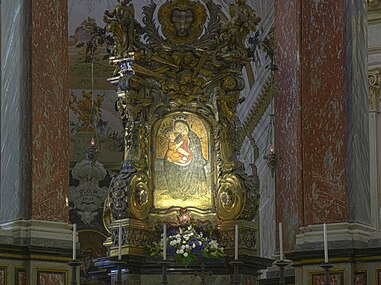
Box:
[163,120,208,200]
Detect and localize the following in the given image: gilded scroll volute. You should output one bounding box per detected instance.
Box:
[215,173,246,221]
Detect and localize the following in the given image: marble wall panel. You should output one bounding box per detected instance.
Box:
[30,0,69,222]
[37,271,66,285]
[274,0,303,251]
[0,267,5,285]
[16,269,26,285]
[354,271,367,285]
[311,272,343,285]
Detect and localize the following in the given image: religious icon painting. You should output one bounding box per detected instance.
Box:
[153,113,212,209]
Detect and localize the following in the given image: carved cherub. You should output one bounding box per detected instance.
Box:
[104,0,142,57]
[220,0,260,52]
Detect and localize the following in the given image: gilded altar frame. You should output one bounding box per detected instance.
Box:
[103,0,261,258]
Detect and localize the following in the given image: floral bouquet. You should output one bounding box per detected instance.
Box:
[150,225,224,266]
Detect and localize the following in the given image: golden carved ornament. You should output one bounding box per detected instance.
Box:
[158,0,207,45]
[128,172,150,220]
[104,0,142,57]
[215,173,246,221]
[102,196,113,234]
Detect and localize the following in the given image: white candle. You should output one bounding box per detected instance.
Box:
[72,224,76,260]
[163,224,167,260]
[279,223,284,260]
[323,223,328,263]
[234,224,239,260]
[118,223,122,260]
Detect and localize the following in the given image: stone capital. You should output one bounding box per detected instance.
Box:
[368,0,380,9]
[369,68,381,112]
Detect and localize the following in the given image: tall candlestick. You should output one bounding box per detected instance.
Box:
[279,222,284,260]
[72,224,76,260]
[118,223,122,260]
[234,224,239,260]
[323,223,328,263]
[163,224,167,260]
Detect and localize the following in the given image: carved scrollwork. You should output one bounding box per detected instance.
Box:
[219,0,260,61]
[128,172,150,220]
[108,168,133,220]
[369,68,381,112]
[240,172,260,221]
[216,173,246,221]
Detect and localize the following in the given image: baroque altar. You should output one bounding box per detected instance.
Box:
[95,0,273,283]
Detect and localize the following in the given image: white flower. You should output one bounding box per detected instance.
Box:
[184,252,188,257]
[179,249,184,254]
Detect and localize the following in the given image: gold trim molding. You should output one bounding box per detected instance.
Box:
[238,73,275,146]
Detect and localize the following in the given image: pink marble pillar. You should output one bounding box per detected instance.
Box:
[275,0,369,251]
[30,0,69,222]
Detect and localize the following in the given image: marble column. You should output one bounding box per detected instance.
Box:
[30,0,69,222]
[1,0,69,223]
[1,0,31,223]
[1,1,74,284]
[274,0,370,251]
